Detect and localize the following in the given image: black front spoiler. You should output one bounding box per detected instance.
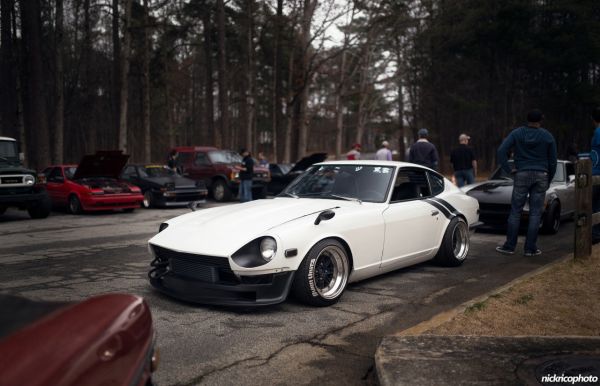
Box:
[149,271,295,307]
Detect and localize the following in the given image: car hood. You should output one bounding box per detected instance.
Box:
[73,151,129,180]
[464,179,514,204]
[150,198,345,256]
[143,176,198,189]
[288,153,328,174]
[0,165,37,175]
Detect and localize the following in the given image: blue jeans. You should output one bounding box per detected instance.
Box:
[454,169,475,187]
[239,180,252,202]
[593,185,600,240]
[503,171,549,252]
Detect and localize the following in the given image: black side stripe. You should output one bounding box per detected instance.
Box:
[430,197,463,218]
[424,198,453,219]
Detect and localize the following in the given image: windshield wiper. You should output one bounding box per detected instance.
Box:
[329,194,362,204]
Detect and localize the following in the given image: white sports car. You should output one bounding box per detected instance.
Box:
[148,161,480,307]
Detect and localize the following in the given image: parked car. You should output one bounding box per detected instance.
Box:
[121,164,208,208]
[43,151,143,214]
[173,146,270,202]
[462,160,575,234]
[267,153,328,195]
[0,293,158,386]
[148,161,480,307]
[0,136,51,219]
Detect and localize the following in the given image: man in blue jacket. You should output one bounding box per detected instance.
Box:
[591,107,600,244]
[496,109,557,256]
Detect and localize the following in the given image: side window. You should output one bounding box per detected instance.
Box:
[390,169,431,202]
[428,172,445,196]
[194,152,209,166]
[48,167,64,183]
[566,163,575,182]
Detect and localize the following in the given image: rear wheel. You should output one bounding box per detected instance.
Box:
[211,179,231,202]
[434,217,469,267]
[541,201,560,234]
[27,196,51,219]
[292,239,350,307]
[68,195,82,214]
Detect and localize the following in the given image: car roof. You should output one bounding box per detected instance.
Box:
[0,136,16,142]
[315,160,437,170]
[173,146,219,153]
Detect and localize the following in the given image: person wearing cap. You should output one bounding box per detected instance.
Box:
[408,128,439,170]
[496,109,557,257]
[375,140,392,161]
[238,148,254,202]
[450,133,477,187]
[346,143,362,160]
[590,107,600,244]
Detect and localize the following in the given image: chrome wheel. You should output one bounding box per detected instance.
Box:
[312,245,349,300]
[452,220,469,260]
[143,191,152,208]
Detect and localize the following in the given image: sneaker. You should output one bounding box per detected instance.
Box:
[495,246,514,255]
[524,249,542,257]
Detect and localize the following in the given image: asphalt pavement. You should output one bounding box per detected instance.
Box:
[0,204,575,385]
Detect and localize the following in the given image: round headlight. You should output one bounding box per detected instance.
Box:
[24,175,35,185]
[260,237,277,261]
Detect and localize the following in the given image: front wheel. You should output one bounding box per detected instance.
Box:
[142,191,154,208]
[541,201,560,234]
[211,180,232,202]
[433,217,469,267]
[68,195,83,214]
[292,239,350,307]
[27,196,51,219]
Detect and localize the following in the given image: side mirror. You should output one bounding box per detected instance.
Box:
[314,210,335,225]
[19,152,24,163]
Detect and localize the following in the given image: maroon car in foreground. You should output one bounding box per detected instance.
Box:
[0,293,158,386]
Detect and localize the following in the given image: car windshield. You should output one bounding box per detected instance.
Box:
[491,161,564,183]
[281,164,394,203]
[141,166,175,178]
[0,140,19,164]
[208,150,242,164]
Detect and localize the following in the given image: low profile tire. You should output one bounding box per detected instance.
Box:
[541,201,560,235]
[142,191,154,208]
[292,239,350,307]
[434,217,469,267]
[211,179,231,202]
[68,195,83,215]
[27,195,51,219]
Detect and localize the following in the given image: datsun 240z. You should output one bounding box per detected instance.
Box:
[148,161,481,307]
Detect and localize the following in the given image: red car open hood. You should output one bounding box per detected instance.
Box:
[73,151,130,180]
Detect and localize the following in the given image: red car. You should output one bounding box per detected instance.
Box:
[43,151,143,214]
[0,293,158,386]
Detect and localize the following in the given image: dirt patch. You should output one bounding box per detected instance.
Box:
[426,247,600,336]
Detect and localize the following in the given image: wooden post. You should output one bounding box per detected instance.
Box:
[574,159,593,259]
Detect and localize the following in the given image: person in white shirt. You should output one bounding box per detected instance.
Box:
[375,141,392,161]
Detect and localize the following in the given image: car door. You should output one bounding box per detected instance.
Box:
[380,167,446,270]
[122,165,145,191]
[191,152,213,186]
[45,167,68,205]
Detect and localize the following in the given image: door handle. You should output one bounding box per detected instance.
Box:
[431,210,439,216]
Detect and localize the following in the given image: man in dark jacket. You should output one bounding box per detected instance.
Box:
[408,128,439,170]
[450,133,477,187]
[496,109,557,256]
[239,148,254,202]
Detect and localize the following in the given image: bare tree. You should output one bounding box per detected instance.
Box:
[142,0,151,162]
[202,1,215,146]
[53,0,64,163]
[118,0,133,152]
[0,0,19,141]
[216,0,227,148]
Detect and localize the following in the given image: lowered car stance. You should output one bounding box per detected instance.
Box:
[121,164,208,208]
[148,161,480,307]
[0,293,158,386]
[43,151,143,214]
[463,160,575,234]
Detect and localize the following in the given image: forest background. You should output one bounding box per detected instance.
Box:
[1,0,599,173]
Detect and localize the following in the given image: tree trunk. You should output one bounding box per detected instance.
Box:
[283,47,295,163]
[53,0,64,164]
[19,0,50,169]
[202,3,215,146]
[0,0,18,140]
[245,0,255,153]
[216,0,227,148]
[118,0,133,153]
[270,0,283,163]
[82,0,96,154]
[142,0,151,162]
[111,0,120,148]
[334,50,347,159]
